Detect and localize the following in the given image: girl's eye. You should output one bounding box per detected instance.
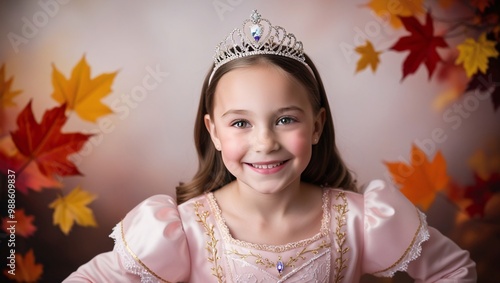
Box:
[231,120,250,128]
[277,116,296,125]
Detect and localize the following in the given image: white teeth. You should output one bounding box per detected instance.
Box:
[251,162,284,169]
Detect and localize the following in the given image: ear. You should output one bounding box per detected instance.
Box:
[204,114,222,150]
[312,108,326,145]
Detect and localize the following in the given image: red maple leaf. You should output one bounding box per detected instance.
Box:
[10,101,91,178]
[391,13,448,80]
[0,135,62,194]
[464,173,500,217]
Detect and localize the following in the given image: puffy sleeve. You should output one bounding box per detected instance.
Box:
[362,180,476,281]
[64,195,190,283]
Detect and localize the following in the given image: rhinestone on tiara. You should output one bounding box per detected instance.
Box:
[212,10,307,75]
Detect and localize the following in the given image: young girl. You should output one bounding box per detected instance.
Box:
[65,10,476,283]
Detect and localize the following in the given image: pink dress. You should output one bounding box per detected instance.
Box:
[64,180,476,282]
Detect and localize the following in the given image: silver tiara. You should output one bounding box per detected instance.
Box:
[211,10,308,79]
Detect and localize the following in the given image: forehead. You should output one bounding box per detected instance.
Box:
[213,64,312,113]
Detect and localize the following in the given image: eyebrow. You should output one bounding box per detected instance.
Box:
[221,106,305,118]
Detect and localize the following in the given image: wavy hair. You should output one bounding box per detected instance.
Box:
[176,54,356,204]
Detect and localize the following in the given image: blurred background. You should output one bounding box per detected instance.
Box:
[0,0,499,282]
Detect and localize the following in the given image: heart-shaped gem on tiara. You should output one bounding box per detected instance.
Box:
[250,24,262,42]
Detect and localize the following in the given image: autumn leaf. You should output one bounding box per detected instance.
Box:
[464,173,499,217]
[4,249,43,282]
[391,13,448,80]
[2,209,37,237]
[51,56,117,122]
[0,64,22,108]
[468,142,500,181]
[10,101,91,178]
[466,43,500,111]
[355,40,381,73]
[49,186,97,235]
[432,52,468,110]
[0,135,62,194]
[471,0,493,12]
[365,0,424,28]
[385,144,450,210]
[438,0,455,9]
[455,33,499,78]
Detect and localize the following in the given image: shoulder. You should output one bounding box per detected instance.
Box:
[327,179,422,220]
[327,180,429,277]
[110,194,193,282]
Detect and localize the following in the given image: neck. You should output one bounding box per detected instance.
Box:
[231,179,305,219]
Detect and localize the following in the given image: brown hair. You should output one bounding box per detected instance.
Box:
[176,54,357,204]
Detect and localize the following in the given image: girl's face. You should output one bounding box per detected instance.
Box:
[205,63,325,195]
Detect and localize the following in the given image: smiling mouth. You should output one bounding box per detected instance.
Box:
[249,161,287,169]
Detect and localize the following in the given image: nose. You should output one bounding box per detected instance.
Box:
[252,127,279,153]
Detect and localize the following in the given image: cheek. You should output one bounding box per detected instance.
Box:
[284,131,312,158]
[219,133,247,165]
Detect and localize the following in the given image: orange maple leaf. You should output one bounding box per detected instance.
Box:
[385,144,450,210]
[1,209,37,237]
[365,0,425,28]
[0,135,62,194]
[10,101,91,178]
[4,249,43,282]
[355,40,381,73]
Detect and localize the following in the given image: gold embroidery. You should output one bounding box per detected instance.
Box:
[372,208,423,275]
[207,190,331,253]
[227,241,331,270]
[119,221,171,283]
[285,241,331,268]
[332,191,349,283]
[227,249,275,268]
[194,201,224,283]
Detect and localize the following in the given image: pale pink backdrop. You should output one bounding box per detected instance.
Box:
[0,0,498,282]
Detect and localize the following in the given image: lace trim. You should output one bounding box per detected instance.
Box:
[227,240,331,270]
[278,249,331,282]
[372,209,430,277]
[109,222,170,283]
[207,189,331,253]
[227,249,331,282]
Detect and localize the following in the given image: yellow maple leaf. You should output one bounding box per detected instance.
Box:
[384,144,449,210]
[0,64,22,108]
[4,249,43,282]
[49,186,97,235]
[455,33,499,77]
[51,56,117,122]
[355,40,381,73]
[366,0,425,28]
